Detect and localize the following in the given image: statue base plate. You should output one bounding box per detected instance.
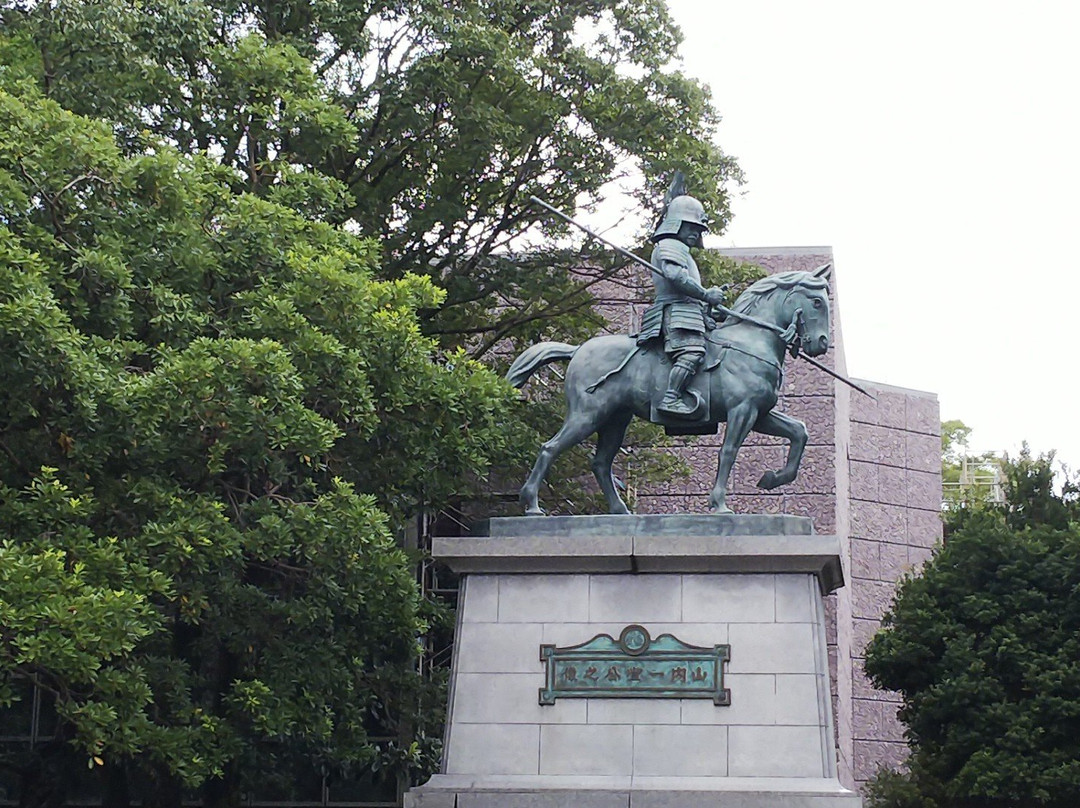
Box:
[407,776,862,807]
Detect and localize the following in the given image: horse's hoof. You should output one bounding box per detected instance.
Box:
[708,500,734,515]
[524,507,546,516]
[610,505,632,515]
[757,471,779,490]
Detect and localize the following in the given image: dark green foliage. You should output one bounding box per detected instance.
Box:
[0,0,753,518]
[1000,446,1080,532]
[863,767,930,808]
[865,451,1080,808]
[0,84,518,804]
[0,0,749,801]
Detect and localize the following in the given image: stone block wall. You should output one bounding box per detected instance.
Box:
[592,246,943,790]
[844,380,942,785]
[445,571,836,781]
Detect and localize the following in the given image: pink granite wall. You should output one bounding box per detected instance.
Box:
[593,247,943,791]
[845,381,942,787]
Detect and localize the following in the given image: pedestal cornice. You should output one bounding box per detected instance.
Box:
[433,515,845,594]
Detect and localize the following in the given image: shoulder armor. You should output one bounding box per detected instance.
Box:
[652,240,691,268]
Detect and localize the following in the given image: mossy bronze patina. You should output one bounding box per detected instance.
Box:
[513,176,835,515]
[510,179,834,515]
[539,625,731,706]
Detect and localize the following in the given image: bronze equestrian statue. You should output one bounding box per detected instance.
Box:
[510,179,834,515]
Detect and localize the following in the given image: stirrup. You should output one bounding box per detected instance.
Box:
[657,391,696,416]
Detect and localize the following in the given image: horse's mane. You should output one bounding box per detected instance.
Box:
[729,271,829,315]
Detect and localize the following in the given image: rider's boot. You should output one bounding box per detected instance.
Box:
[657,354,702,417]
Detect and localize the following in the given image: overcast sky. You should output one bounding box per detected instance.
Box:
[661,0,1080,468]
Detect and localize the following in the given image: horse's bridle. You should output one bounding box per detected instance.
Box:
[704,288,807,370]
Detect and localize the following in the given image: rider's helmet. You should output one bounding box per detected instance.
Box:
[651,194,709,242]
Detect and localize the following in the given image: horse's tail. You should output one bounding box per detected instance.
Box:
[506,342,578,388]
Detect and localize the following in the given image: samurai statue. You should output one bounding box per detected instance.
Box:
[636,174,728,417]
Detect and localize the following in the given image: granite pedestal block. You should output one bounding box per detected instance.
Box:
[405,515,862,808]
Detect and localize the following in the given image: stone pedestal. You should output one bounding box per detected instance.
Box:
[405,515,862,808]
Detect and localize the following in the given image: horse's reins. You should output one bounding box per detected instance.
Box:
[704,337,783,374]
[704,288,804,374]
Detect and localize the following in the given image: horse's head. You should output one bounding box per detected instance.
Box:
[787,266,832,357]
[729,265,832,357]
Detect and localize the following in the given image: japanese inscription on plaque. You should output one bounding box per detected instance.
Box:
[539,625,730,706]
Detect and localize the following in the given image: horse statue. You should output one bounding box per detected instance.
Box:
[507,266,832,515]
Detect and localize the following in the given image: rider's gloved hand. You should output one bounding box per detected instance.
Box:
[704,285,727,307]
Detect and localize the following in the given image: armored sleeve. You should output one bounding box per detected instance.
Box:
[652,242,709,301]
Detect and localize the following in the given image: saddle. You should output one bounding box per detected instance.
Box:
[641,337,726,436]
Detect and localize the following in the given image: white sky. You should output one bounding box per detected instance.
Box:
[662,0,1080,468]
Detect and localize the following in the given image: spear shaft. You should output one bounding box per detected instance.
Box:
[528,195,659,274]
[527,195,876,399]
[796,353,877,400]
[528,196,786,337]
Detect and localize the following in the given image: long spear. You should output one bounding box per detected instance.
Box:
[797,354,877,400]
[527,195,876,400]
[529,196,785,337]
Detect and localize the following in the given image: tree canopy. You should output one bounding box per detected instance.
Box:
[0,0,749,802]
[0,80,518,805]
[1,0,743,353]
[865,449,1080,808]
[1,0,755,517]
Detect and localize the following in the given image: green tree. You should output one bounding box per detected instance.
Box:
[1,0,743,353]
[2,0,758,519]
[0,0,754,800]
[864,450,1080,808]
[0,82,519,806]
[999,445,1079,532]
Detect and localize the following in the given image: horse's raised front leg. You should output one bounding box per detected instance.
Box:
[753,409,809,491]
[520,413,598,516]
[710,403,758,513]
[591,410,633,515]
